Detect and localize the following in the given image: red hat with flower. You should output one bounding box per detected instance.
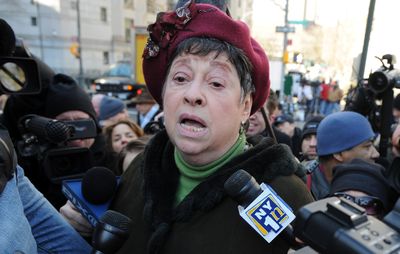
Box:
[142,0,270,115]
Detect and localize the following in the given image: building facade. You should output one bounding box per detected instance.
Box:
[1,0,250,85]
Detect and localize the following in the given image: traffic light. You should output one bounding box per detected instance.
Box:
[69,43,80,58]
[283,50,289,64]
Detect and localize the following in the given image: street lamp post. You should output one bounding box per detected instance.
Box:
[76,0,84,88]
[35,0,44,60]
[358,0,376,81]
[280,0,289,102]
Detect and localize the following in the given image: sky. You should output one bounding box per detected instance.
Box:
[251,0,400,86]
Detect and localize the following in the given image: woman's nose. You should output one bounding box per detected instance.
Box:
[183,81,205,106]
[120,137,129,144]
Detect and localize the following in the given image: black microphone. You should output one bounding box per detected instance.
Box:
[224,169,300,248]
[20,114,73,143]
[91,210,132,254]
[62,167,118,227]
[224,169,263,208]
[82,167,118,204]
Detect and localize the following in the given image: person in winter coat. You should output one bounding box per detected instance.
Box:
[61,1,313,253]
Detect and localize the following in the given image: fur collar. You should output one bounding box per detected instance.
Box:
[142,130,299,253]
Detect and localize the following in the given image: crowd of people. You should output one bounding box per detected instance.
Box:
[1,0,400,253]
[295,78,344,119]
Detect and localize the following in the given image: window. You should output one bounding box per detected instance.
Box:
[125,18,133,43]
[103,51,110,65]
[125,28,131,43]
[124,0,134,9]
[147,0,156,13]
[31,17,37,26]
[100,7,107,22]
[123,52,131,60]
[71,1,77,10]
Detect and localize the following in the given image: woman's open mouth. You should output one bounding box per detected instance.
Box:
[180,118,206,132]
[178,114,208,137]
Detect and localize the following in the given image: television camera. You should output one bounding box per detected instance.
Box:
[0,19,43,193]
[293,196,400,254]
[345,54,400,157]
[0,18,99,190]
[293,143,400,254]
[16,114,97,184]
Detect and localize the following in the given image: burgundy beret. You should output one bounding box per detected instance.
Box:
[142,1,270,115]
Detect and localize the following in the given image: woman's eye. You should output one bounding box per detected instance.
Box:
[173,76,187,83]
[210,82,223,88]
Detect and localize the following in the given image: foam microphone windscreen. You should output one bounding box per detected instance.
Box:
[81,167,117,204]
[92,210,132,254]
[0,19,16,57]
[100,210,132,234]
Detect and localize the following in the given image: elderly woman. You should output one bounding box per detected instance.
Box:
[61,1,313,253]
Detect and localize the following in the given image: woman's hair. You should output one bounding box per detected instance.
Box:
[102,119,144,152]
[117,135,152,174]
[166,37,255,102]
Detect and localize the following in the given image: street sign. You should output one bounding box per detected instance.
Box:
[275,26,295,33]
[288,20,310,25]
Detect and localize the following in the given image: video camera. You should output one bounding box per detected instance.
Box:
[293,196,400,254]
[0,19,43,193]
[345,54,400,157]
[16,114,98,184]
[367,54,400,95]
[0,19,98,187]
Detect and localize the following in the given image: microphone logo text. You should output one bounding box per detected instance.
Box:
[246,195,289,236]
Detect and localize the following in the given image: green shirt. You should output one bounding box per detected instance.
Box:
[175,132,246,204]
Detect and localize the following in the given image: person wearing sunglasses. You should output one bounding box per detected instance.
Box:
[329,158,395,218]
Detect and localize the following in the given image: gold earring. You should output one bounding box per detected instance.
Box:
[239,121,245,134]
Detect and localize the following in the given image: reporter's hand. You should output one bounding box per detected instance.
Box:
[60,200,93,237]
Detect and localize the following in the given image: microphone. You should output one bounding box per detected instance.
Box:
[20,114,73,143]
[224,169,296,244]
[91,210,132,254]
[62,167,118,227]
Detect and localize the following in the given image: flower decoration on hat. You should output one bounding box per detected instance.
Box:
[143,0,196,59]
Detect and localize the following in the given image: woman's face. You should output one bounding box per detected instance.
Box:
[163,52,252,165]
[111,123,138,153]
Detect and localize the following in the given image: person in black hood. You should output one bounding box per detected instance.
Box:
[0,17,91,253]
[3,72,115,209]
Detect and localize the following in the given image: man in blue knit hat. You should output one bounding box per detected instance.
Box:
[307,111,379,200]
[98,96,130,127]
